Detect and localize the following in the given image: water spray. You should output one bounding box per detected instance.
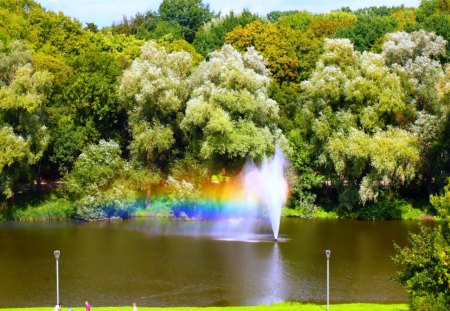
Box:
[243,146,288,240]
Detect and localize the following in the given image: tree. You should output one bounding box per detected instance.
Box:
[158,0,214,43]
[181,44,286,166]
[193,10,259,57]
[416,0,450,59]
[119,41,194,206]
[0,40,53,200]
[306,11,357,38]
[335,14,399,51]
[299,38,421,208]
[276,11,313,31]
[382,30,448,193]
[225,20,321,83]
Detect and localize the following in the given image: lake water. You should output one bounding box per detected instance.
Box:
[0,218,421,307]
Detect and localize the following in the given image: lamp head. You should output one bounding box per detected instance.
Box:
[54,250,60,260]
[326,249,330,258]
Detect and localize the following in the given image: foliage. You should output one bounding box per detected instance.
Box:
[0,40,53,199]
[352,191,426,220]
[335,14,399,51]
[430,178,450,219]
[306,11,357,38]
[63,140,137,220]
[119,41,194,171]
[286,129,323,217]
[383,30,448,194]
[282,206,338,219]
[0,0,449,220]
[182,44,286,165]
[298,28,449,209]
[193,10,259,57]
[158,0,214,43]
[12,198,75,221]
[416,0,450,59]
[393,179,450,310]
[276,11,313,31]
[393,223,450,310]
[225,20,322,83]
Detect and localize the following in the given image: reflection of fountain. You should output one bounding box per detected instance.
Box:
[256,243,287,304]
[243,147,288,240]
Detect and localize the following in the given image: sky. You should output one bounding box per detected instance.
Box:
[37,0,422,28]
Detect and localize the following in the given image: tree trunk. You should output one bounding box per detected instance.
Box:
[426,173,433,195]
[36,162,42,193]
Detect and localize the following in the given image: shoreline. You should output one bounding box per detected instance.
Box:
[0,303,410,311]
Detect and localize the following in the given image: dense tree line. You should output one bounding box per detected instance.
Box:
[0,0,448,222]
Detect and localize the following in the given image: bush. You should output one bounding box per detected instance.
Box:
[393,180,450,310]
[64,140,139,221]
[393,224,450,310]
[74,184,137,221]
[356,191,425,220]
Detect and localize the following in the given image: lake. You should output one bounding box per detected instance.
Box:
[0,218,421,307]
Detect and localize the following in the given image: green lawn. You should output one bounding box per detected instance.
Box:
[0,303,409,311]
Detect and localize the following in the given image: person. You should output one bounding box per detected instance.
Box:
[133,302,137,311]
[85,301,91,311]
[54,303,61,311]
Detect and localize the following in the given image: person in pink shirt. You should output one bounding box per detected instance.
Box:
[85,301,90,311]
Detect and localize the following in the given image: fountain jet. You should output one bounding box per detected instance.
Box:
[243,147,288,240]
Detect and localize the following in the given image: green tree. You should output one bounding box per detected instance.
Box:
[193,10,259,57]
[0,40,53,200]
[276,11,313,31]
[416,0,450,61]
[119,41,194,205]
[45,47,127,174]
[299,38,421,208]
[182,44,286,166]
[158,0,214,43]
[336,14,399,51]
[382,30,448,193]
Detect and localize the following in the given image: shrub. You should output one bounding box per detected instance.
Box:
[64,140,138,221]
[357,191,425,220]
[393,179,450,310]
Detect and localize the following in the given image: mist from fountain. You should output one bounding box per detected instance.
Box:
[157,147,288,241]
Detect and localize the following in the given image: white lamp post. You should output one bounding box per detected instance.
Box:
[54,250,60,305]
[326,249,330,311]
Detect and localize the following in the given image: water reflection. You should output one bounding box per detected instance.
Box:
[129,217,275,242]
[259,243,286,304]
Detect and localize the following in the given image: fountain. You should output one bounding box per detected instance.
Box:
[167,147,288,241]
[242,147,288,240]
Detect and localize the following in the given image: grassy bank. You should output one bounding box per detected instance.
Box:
[11,198,75,221]
[0,304,409,311]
